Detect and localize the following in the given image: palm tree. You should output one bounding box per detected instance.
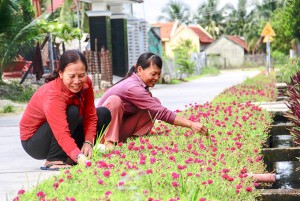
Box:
[193,0,230,39]
[158,0,191,24]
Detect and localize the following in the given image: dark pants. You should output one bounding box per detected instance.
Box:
[21,106,111,162]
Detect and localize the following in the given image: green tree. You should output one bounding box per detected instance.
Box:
[172,39,196,79]
[193,0,230,39]
[270,0,300,54]
[0,0,34,80]
[158,0,191,24]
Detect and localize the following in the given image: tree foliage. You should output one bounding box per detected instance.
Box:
[158,0,191,24]
[172,39,196,78]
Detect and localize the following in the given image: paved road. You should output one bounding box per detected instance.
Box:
[0,70,260,201]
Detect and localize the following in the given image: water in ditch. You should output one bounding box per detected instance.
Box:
[269,123,300,189]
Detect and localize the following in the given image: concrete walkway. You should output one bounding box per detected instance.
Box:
[0,70,260,201]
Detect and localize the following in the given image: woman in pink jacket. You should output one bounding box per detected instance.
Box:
[97,52,208,150]
[20,50,111,170]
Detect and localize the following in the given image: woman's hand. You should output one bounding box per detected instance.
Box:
[190,122,208,135]
[81,141,93,158]
[76,153,88,165]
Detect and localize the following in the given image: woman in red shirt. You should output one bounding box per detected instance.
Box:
[20,50,111,170]
[97,52,208,150]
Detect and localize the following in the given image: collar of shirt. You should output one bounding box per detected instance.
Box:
[132,72,148,90]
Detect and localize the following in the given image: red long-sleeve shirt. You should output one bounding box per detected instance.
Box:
[20,77,97,161]
[97,73,176,124]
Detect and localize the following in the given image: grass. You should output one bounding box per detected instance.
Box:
[1,105,15,113]
[0,80,35,103]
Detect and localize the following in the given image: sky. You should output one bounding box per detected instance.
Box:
[132,0,239,23]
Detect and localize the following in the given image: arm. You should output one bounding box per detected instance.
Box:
[173,115,208,135]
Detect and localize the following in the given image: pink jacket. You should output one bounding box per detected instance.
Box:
[97,73,176,124]
[20,77,97,161]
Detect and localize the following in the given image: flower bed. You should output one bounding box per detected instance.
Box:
[15,72,277,201]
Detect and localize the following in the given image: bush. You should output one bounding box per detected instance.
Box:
[0,81,35,102]
[2,105,15,113]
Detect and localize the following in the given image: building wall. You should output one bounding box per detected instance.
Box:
[164,27,200,58]
[206,37,244,68]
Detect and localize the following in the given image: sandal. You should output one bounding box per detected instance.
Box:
[40,163,72,171]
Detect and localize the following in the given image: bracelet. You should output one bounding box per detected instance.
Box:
[83,141,93,147]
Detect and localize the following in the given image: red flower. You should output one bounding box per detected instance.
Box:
[171,172,180,179]
[85,160,92,167]
[103,170,111,178]
[17,189,25,195]
[172,181,179,187]
[146,169,153,174]
[245,186,253,192]
[36,191,46,198]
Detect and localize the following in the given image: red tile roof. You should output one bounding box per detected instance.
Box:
[189,26,214,44]
[46,0,77,13]
[151,21,177,40]
[225,35,249,52]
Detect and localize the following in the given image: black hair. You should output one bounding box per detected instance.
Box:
[116,52,162,85]
[45,50,88,83]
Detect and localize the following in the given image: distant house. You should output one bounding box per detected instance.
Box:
[150,20,180,58]
[150,21,214,58]
[147,26,163,57]
[205,35,249,68]
[188,25,214,51]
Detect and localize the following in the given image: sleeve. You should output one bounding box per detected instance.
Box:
[125,85,176,124]
[44,95,81,162]
[82,78,97,143]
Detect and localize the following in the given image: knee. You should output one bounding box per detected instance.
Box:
[96,107,111,123]
[102,95,123,111]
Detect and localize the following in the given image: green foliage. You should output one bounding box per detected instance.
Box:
[1,105,15,113]
[0,81,35,102]
[172,39,196,78]
[271,50,289,66]
[201,66,220,76]
[276,58,300,83]
[0,0,35,78]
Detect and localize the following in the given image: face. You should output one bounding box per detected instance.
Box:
[137,63,161,88]
[59,61,87,93]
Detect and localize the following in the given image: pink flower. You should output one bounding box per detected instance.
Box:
[187,172,193,177]
[207,179,213,184]
[105,191,112,196]
[245,186,253,192]
[17,189,25,195]
[120,171,127,177]
[98,179,104,185]
[103,170,111,178]
[36,191,46,198]
[171,172,180,179]
[199,198,206,201]
[118,181,125,186]
[150,157,156,164]
[177,165,187,170]
[53,182,59,190]
[85,160,92,167]
[146,169,153,174]
[172,181,179,187]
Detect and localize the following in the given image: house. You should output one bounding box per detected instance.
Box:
[205,35,249,68]
[188,25,214,51]
[147,26,163,57]
[150,21,214,58]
